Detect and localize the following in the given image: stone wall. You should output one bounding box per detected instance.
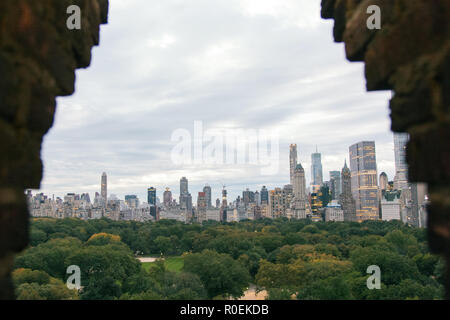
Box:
[0,0,448,299]
[321,0,450,298]
[0,0,108,299]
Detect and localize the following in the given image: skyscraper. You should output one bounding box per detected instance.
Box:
[254,191,260,206]
[242,188,255,208]
[289,144,298,185]
[203,185,212,208]
[393,133,409,190]
[197,192,207,223]
[180,177,188,195]
[349,141,379,221]
[179,177,190,210]
[260,186,269,205]
[101,172,107,207]
[329,171,341,200]
[339,160,356,222]
[163,188,172,208]
[311,148,323,192]
[291,163,307,219]
[220,186,228,222]
[147,187,156,205]
[147,187,157,220]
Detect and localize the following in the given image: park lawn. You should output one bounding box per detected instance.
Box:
[142,256,184,273]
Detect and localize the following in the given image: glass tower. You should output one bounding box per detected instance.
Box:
[349,141,379,222]
[311,149,323,192]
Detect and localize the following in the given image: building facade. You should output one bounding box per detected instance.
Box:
[349,141,379,222]
[381,190,401,221]
[325,201,344,222]
[203,185,212,208]
[290,163,308,219]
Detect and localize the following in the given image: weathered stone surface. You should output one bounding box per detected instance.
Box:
[322,0,450,298]
[0,0,108,299]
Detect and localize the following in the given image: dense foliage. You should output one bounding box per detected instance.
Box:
[13,217,444,300]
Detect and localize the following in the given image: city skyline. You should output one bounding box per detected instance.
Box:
[37,0,394,202]
[34,138,398,206]
[29,136,427,227]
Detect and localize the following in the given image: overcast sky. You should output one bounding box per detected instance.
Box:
[39,0,395,203]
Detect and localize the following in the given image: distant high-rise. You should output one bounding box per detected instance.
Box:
[349,141,379,221]
[101,172,107,207]
[311,148,323,192]
[179,177,190,209]
[180,177,188,195]
[339,160,356,222]
[269,188,284,218]
[163,188,172,207]
[81,193,91,203]
[329,171,341,200]
[197,192,207,223]
[242,188,255,208]
[393,133,409,190]
[291,163,307,219]
[289,144,298,185]
[220,187,228,222]
[180,193,192,211]
[260,186,269,205]
[125,195,139,208]
[254,191,260,206]
[203,185,212,208]
[147,187,156,205]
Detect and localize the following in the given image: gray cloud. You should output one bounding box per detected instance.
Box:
[40,0,395,203]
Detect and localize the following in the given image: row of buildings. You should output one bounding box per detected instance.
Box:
[27,134,428,227]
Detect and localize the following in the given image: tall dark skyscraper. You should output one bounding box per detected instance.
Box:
[289,144,298,185]
[220,186,228,222]
[311,148,323,192]
[339,160,356,222]
[203,185,212,208]
[260,186,269,205]
[101,172,107,207]
[349,141,379,221]
[147,187,157,220]
[147,187,156,205]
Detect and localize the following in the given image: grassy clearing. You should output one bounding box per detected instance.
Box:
[142,256,184,273]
